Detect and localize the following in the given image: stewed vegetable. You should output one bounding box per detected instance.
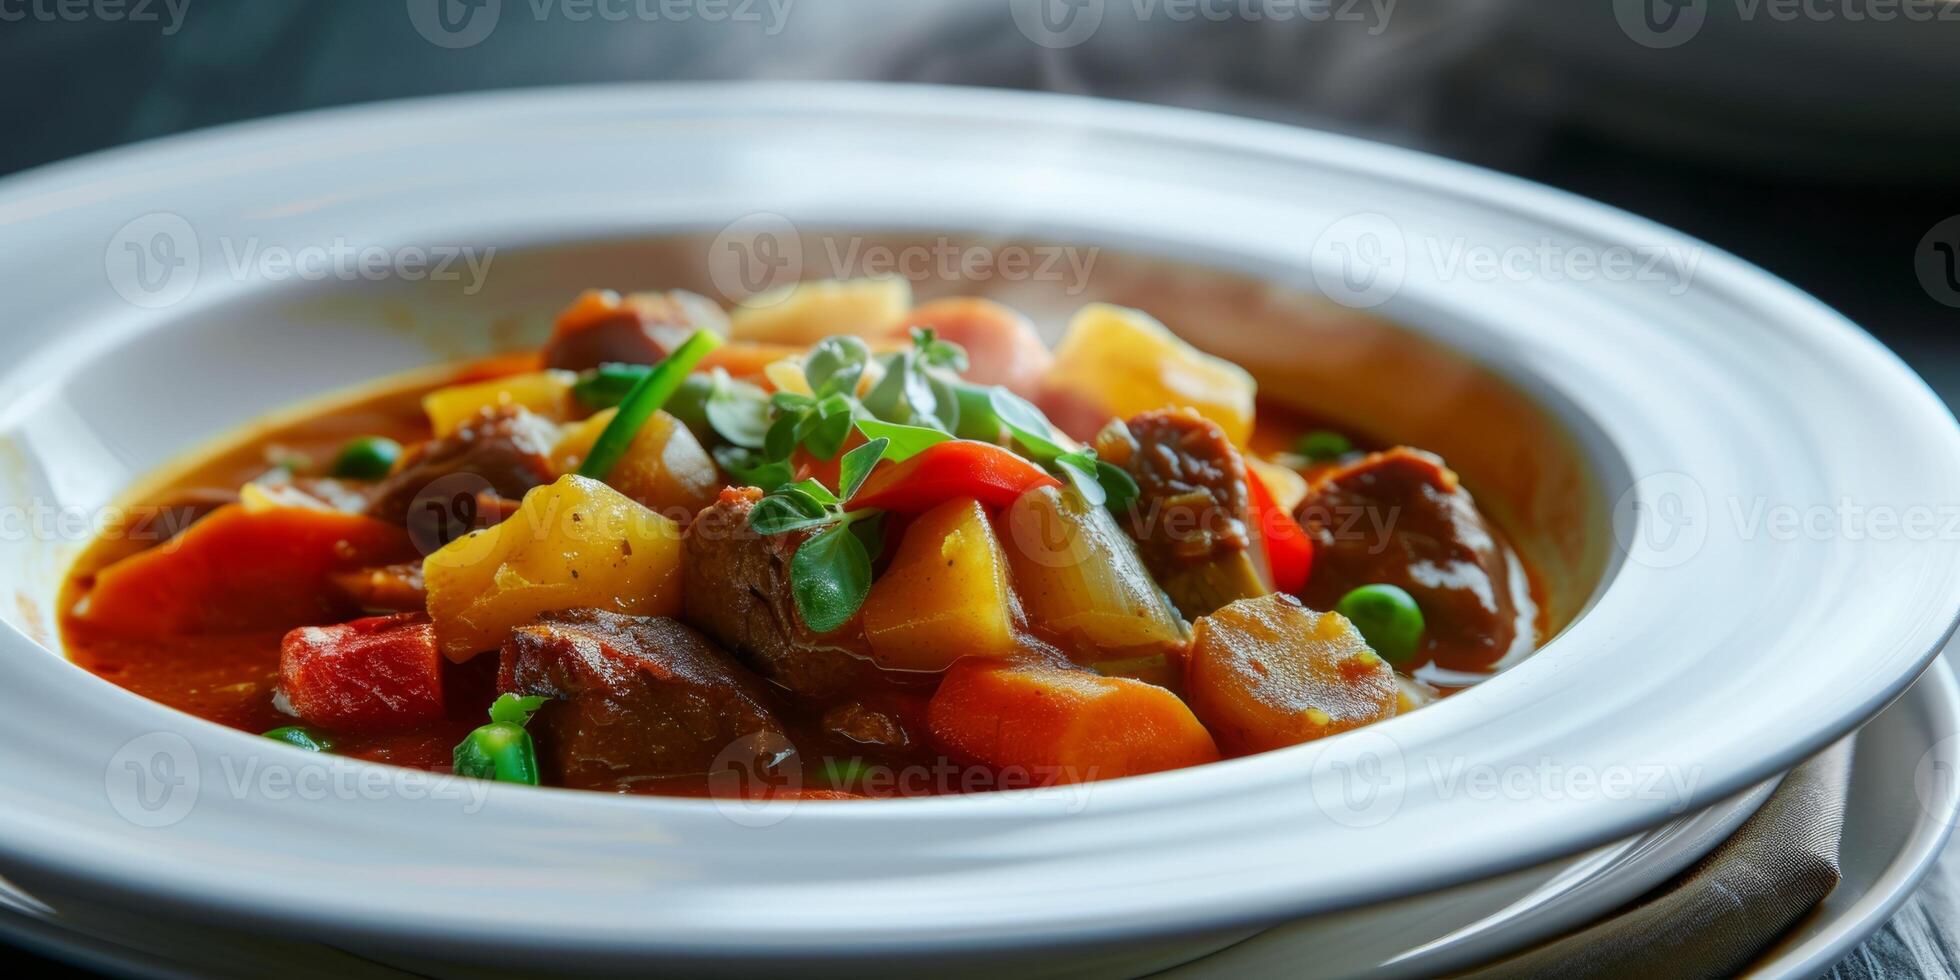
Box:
[59,278,1541,797]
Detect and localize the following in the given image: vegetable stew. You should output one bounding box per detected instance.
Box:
[61,280,1543,798]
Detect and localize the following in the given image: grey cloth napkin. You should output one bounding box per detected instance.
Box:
[1470,739,1854,979]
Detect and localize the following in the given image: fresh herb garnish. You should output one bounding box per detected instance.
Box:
[986,387,1134,511]
[861,328,965,432]
[791,522,876,633]
[713,445,794,492]
[855,418,953,462]
[701,369,772,448]
[803,335,872,399]
[579,330,723,481]
[744,437,891,632]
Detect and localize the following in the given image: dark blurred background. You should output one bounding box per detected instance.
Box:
[1,1,1957,975]
[5,0,1958,401]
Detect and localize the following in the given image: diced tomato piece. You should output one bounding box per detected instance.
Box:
[1248,469,1314,594]
[279,614,445,732]
[847,441,1061,515]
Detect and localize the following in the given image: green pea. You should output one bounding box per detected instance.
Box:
[1296,430,1353,461]
[330,436,402,480]
[452,722,541,785]
[264,726,336,752]
[1335,584,1425,665]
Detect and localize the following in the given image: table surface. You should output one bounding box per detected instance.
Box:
[3,6,1956,977]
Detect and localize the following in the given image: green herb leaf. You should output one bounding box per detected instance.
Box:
[702,370,772,449]
[1096,459,1141,514]
[837,437,889,501]
[804,336,872,399]
[791,523,874,633]
[988,387,1069,463]
[848,511,885,562]
[910,326,969,373]
[1055,451,1106,507]
[856,418,952,462]
[748,492,838,535]
[771,391,817,413]
[802,407,856,461]
[764,412,801,461]
[714,446,793,491]
[488,693,549,727]
[949,381,1004,442]
[579,330,723,481]
[786,478,839,507]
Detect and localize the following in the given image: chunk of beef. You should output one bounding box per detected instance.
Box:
[367,407,557,549]
[542,289,728,372]
[499,609,784,790]
[683,487,878,697]
[1294,448,1532,671]
[1095,409,1265,618]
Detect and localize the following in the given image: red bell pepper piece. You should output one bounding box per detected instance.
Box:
[1248,467,1314,595]
[846,441,1061,514]
[279,613,446,732]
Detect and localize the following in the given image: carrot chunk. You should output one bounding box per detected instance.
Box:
[279,613,445,732]
[81,503,415,635]
[928,659,1219,785]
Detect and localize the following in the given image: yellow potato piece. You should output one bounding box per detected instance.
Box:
[423,370,578,437]
[862,498,1018,671]
[423,475,683,661]
[1184,593,1397,754]
[729,278,912,345]
[550,409,718,522]
[1047,303,1256,446]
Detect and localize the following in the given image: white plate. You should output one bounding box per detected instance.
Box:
[0,84,1955,972]
[6,657,1953,979]
[1166,655,1960,979]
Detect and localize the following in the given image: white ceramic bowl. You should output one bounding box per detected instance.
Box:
[0,84,1954,975]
